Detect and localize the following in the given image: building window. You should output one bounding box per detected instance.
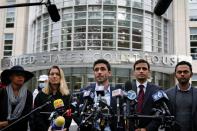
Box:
[5,0,16,28]
[190,27,197,60]
[4,33,13,58]
[189,0,197,21]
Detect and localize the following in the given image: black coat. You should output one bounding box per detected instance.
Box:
[31,91,72,131]
[124,80,161,131]
[0,88,33,131]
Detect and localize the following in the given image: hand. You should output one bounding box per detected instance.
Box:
[0,121,8,128]
[135,128,146,131]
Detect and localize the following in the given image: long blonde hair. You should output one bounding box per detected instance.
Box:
[42,66,70,96]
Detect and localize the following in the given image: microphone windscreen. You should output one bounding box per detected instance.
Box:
[55,116,65,127]
[124,81,132,91]
[154,0,173,16]
[115,84,122,90]
[47,4,60,22]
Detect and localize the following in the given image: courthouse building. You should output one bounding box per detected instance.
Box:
[0,0,192,91]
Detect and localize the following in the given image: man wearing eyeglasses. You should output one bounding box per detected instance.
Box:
[166,61,197,131]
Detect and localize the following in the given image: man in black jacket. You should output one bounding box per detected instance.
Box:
[166,61,197,131]
[125,59,161,131]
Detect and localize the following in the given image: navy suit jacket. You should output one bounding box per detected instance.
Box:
[124,80,161,131]
[166,86,197,131]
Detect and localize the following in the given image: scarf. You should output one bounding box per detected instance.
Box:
[6,84,27,120]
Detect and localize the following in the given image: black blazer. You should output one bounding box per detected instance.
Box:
[125,80,161,131]
[0,88,33,131]
[31,91,72,131]
[166,86,197,131]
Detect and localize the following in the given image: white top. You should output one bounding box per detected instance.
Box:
[136,80,148,95]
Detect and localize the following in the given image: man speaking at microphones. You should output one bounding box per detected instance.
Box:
[124,59,161,131]
[166,61,197,131]
[32,66,72,131]
[78,59,116,131]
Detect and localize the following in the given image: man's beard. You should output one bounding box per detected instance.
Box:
[177,78,190,85]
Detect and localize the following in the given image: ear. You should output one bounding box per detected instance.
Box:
[190,72,193,77]
[108,71,112,76]
[148,70,151,78]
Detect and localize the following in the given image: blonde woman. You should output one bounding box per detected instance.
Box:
[32,66,71,131]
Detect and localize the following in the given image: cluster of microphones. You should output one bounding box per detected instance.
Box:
[48,85,175,131]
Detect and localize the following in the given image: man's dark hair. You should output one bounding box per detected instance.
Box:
[133,59,150,70]
[175,61,192,73]
[93,59,111,71]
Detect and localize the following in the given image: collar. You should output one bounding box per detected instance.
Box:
[136,80,147,89]
[177,84,191,92]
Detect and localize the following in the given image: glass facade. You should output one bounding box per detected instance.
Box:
[29,0,173,91]
[31,0,169,53]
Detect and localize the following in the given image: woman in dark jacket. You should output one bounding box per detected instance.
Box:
[33,65,72,131]
[0,65,34,131]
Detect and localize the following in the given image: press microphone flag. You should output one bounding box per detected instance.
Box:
[54,99,64,109]
[154,0,173,16]
[53,99,65,114]
[80,90,94,115]
[152,90,171,115]
[152,90,169,102]
[112,89,137,100]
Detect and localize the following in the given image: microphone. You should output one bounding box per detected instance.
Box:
[51,116,65,131]
[124,81,133,91]
[95,85,105,109]
[80,90,94,116]
[49,99,65,120]
[112,88,137,100]
[123,90,137,116]
[53,99,65,113]
[152,90,171,115]
[72,90,87,96]
[46,0,60,22]
[95,85,105,97]
[112,86,123,124]
[154,0,173,16]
